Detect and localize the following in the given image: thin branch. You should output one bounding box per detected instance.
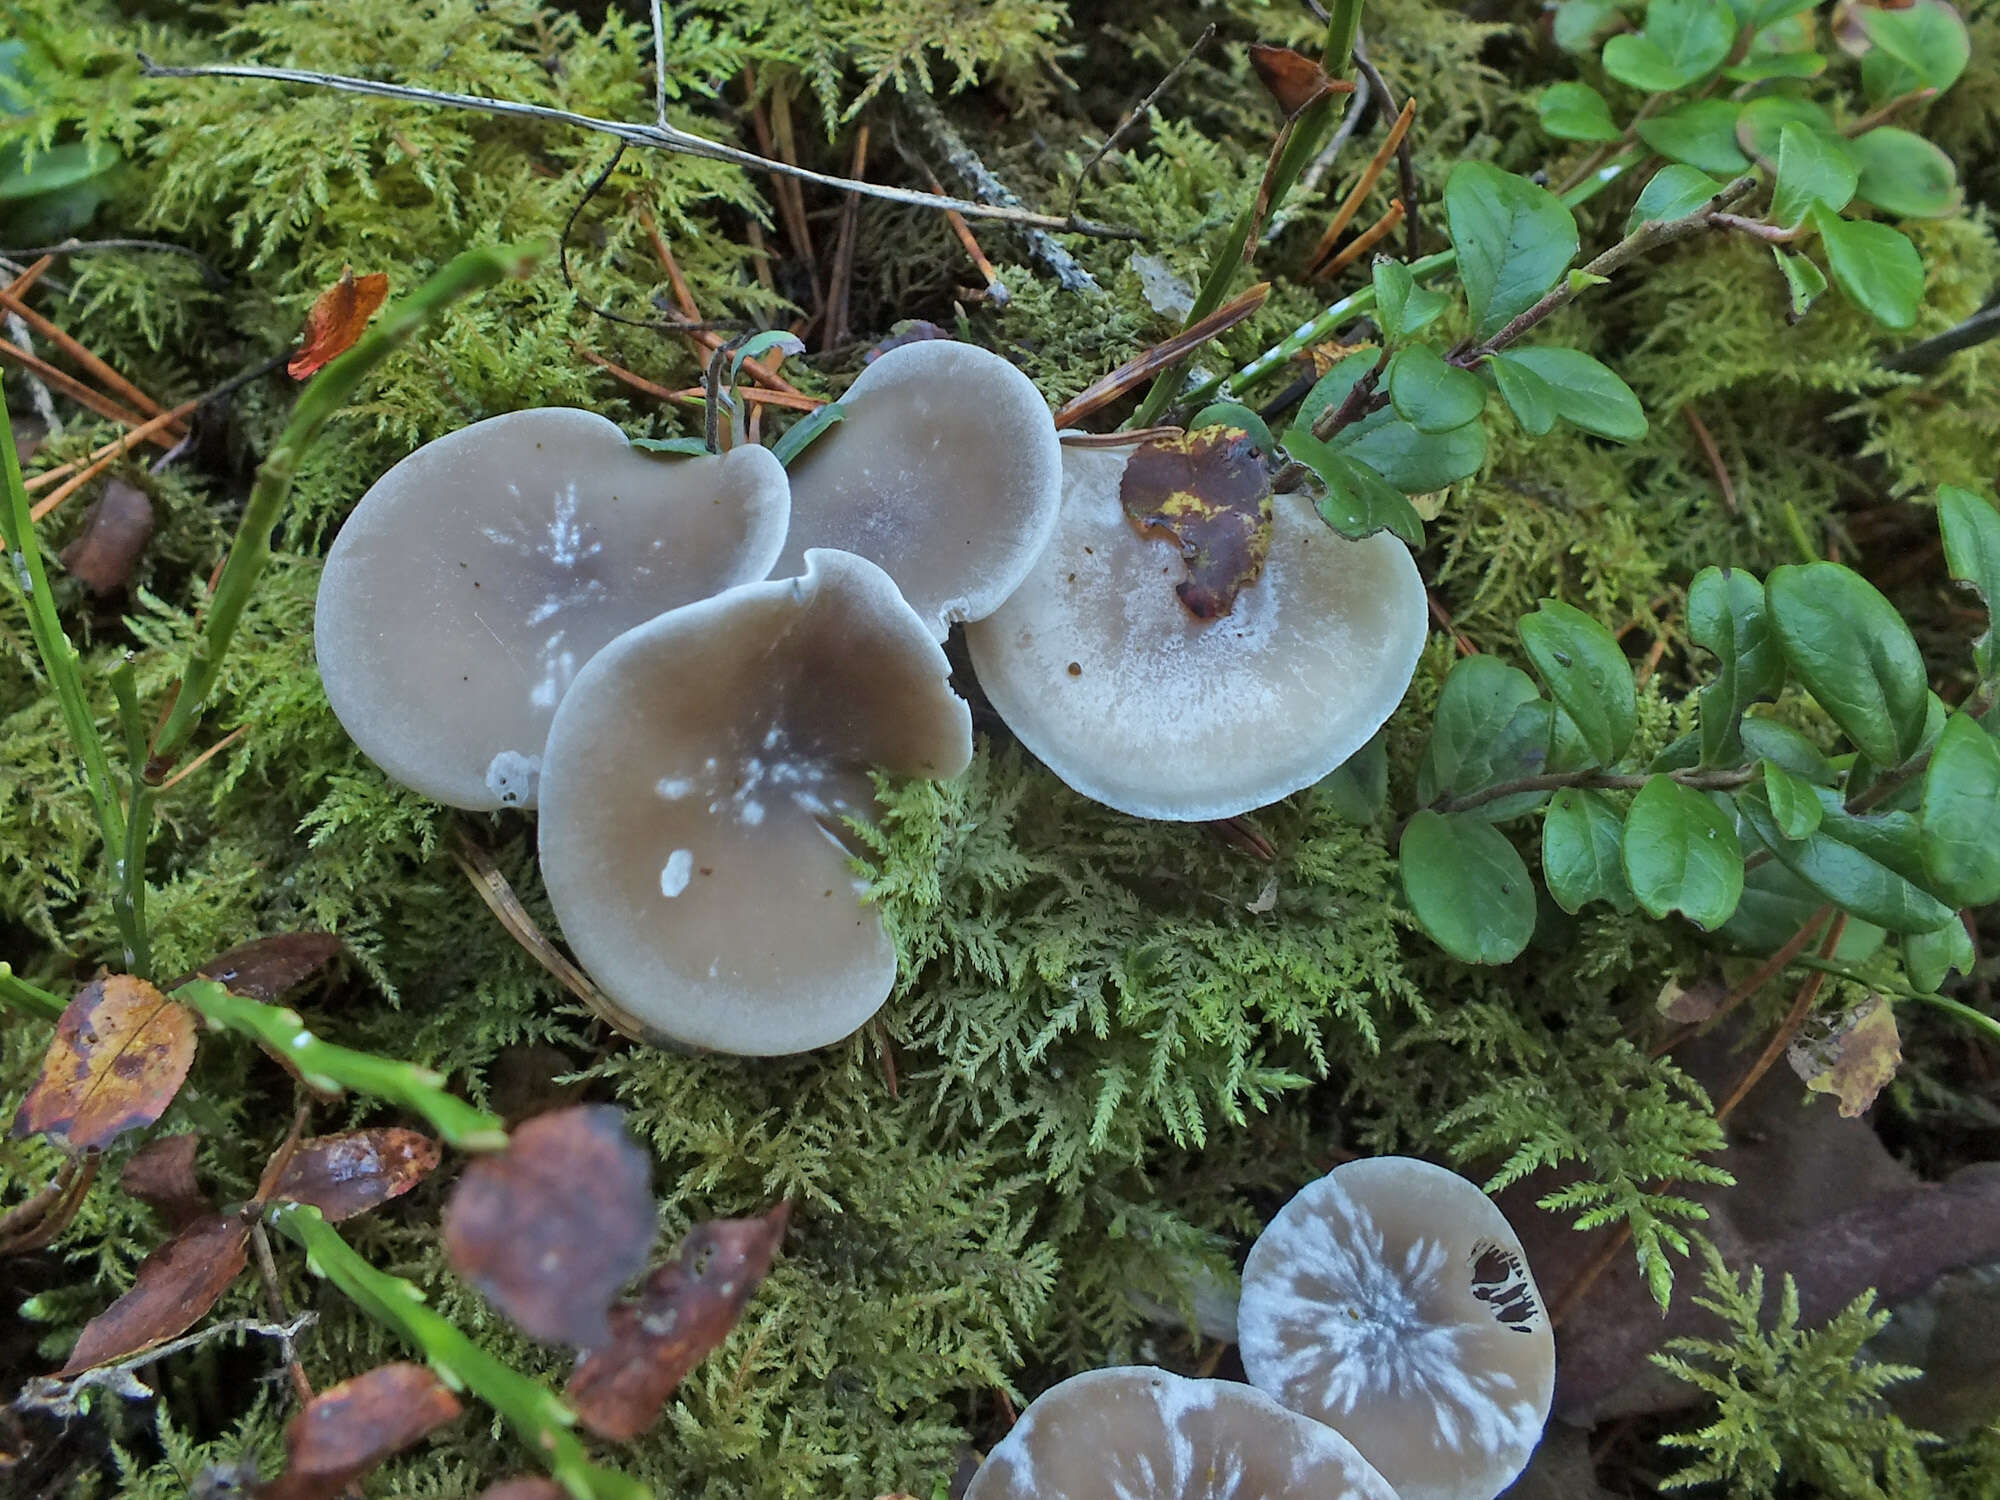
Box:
[1350,43,1421,260]
[648,0,670,128]
[1883,297,2000,374]
[1065,23,1217,222]
[0,237,225,290]
[12,1313,315,1419]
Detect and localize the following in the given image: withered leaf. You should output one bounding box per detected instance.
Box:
[442,1105,654,1348]
[1656,974,1725,1025]
[257,1362,461,1500]
[1119,426,1275,620]
[1246,43,1347,119]
[59,478,154,595]
[121,1134,209,1230]
[269,1129,440,1223]
[12,976,198,1153]
[57,1211,249,1376]
[288,268,390,380]
[567,1203,791,1441]
[179,932,343,1000]
[1789,995,1902,1118]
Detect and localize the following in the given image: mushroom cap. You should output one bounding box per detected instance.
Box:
[536,548,972,1055]
[963,442,1427,821]
[963,1366,1397,1500]
[775,339,1063,638]
[1237,1157,1556,1500]
[315,409,788,810]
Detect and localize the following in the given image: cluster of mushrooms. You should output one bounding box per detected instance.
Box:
[968,1157,1556,1500]
[313,338,1428,1055]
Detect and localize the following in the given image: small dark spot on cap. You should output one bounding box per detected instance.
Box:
[1083,546,1094,555]
[699,867,714,877]
[1067,662,1082,677]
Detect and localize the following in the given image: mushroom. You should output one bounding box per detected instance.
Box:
[315,408,788,810]
[1236,1156,1556,1500]
[964,440,1428,821]
[963,1366,1398,1500]
[535,548,971,1055]
[775,339,1063,638]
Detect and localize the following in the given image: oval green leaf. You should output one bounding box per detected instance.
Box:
[1813,209,1925,329]
[1400,810,1537,963]
[1538,82,1622,142]
[1849,128,1962,219]
[1635,103,1750,177]
[1499,347,1647,443]
[1762,758,1824,839]
[1771,122,1859,229]
[1518,598,1637,766]
[1938,484,2000,677]
[1387,345,1487,434]
[1920,712,2000,907]
[1444,163,1579,341]
[1766,562,1930,767]
[1623,776,1745,929]
[1543,788,1637,914]
[1485,352,1559,436]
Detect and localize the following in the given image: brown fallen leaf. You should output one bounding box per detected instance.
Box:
[567,1202,791,1441]
[59,478,154,594]
[58,1211,250,1375]
[1119,425,1275,620]
[1656,974,1725,1025]
[1788,995,1902,1118]
[289,268,390,380]
[178,932,344,1000]
[268,1129,440,1223]
[11,976,198,1153]
[256,1362,461,1500]
[120,1134,209,1230]
[442,1105,654,1347]
[0,1155,100,1256]
[1246,43,1349,119]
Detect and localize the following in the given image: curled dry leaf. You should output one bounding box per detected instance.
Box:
[256,1361,461,1500]
[1656,975,1725,1025]
[1246,43,1348,118]
[179,932,344,1000]
[442,1105,654,1348]
[11,976,197,1153]
[1788,995,1903,1118]
[268,1128,441,1222]
[59,478,155,594]
[1119,425,1275,620]
[289,267,390,379]
[57,1211,250,1376]
[120,1134,209,1230]
[567,1202,791,1441]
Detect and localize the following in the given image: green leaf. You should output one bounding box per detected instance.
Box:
[1371,260,1447,341]
[629,435,713,456]
[1400,810,1536,963]
[1635,103,1750,177]
[1904,918,1974,994]
[1772,248,1828,320]
[1762,758,1823,839]
[1543,788,1637,914]
[1444,163,1579,341]
[1938,484,2000,677]
[1538,82,1623,142]
[769,403,845,466]
[1858,0,1970,96]
[1812,208,1924,329]
[1320,731,1388,824]
[1689,565,1783,764]
[1771,123,1859,228]
[1289,434,1427,547]
[1767,562,1930,766]
[1499,347,1647,443]
[1518,599,1637,766]
[1188,401,1277,456]
[1735,95,1833,166]
[1626,166,1727,238]
[1334,409,1487,493]
[1725,48,1827,83]
[1603,0,1738,90]
[1739,786,1956,933]
[1849,128,1962,219]
[1387,345,1487,434]
[1920,712,2000,907]
[1419,655,1543,803]
[1740,717,1835,783]
[1723,856,1887,957]
[1485,352,1559,436]
[0,140,117,202]
[1554,0,1624,52]
[1727,0,1816,30]
[728,329,805,383]
[1623,776,1745,929]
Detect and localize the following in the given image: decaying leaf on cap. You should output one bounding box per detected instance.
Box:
[568,1202,791,1441]
[256,1361,461,1500]
[11,976,197,1153]
[268,1128,441,1223]
[121,1134,210,1230]
[1788,995,1902,1118]
[289,267,389,379]
[57,1210,250,1376]
[177,932,343,1001]
[1119,426,1275,620]
[442,1104,654,1348]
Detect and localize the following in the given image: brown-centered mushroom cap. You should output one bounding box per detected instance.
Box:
[1237,1157,1556,1500]
[964,441,1427,821]
[315,409,788,811]
[775,339,1063,639]
[964,1367,1398,1500]
[536,548,971,1055]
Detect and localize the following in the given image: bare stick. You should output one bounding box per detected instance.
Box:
[1065,23,1217,221]
[649,0,670,127]
[1350,45,1421,259]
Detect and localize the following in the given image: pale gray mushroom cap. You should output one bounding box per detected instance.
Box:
[536,548,972,1056]
[314,408,788,811]
[964,442,1428,821]
[1238,1157,1556,1500]
[776,339,1062,638]
[963,1366,1397,1500]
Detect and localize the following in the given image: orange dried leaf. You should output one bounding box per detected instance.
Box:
[1119,426,1275,620]
[11,976,197,1153]
[567,1203,790,1441]
[120,1134,209,1230]
[269,1128,440,1223]
[257,1362,461,1500]
[442,1105,654,1347]
[289,269,390,380]
[57,1211,249,1375]
[1246,43,1347,118]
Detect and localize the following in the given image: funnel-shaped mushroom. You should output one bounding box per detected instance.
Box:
[315,409,788,810]
[536,548,971,1055]
[775,340,1062,638]
[1237,1157,1555,1500]
[964,441,1426,821]
[964,1367,1397,1500]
